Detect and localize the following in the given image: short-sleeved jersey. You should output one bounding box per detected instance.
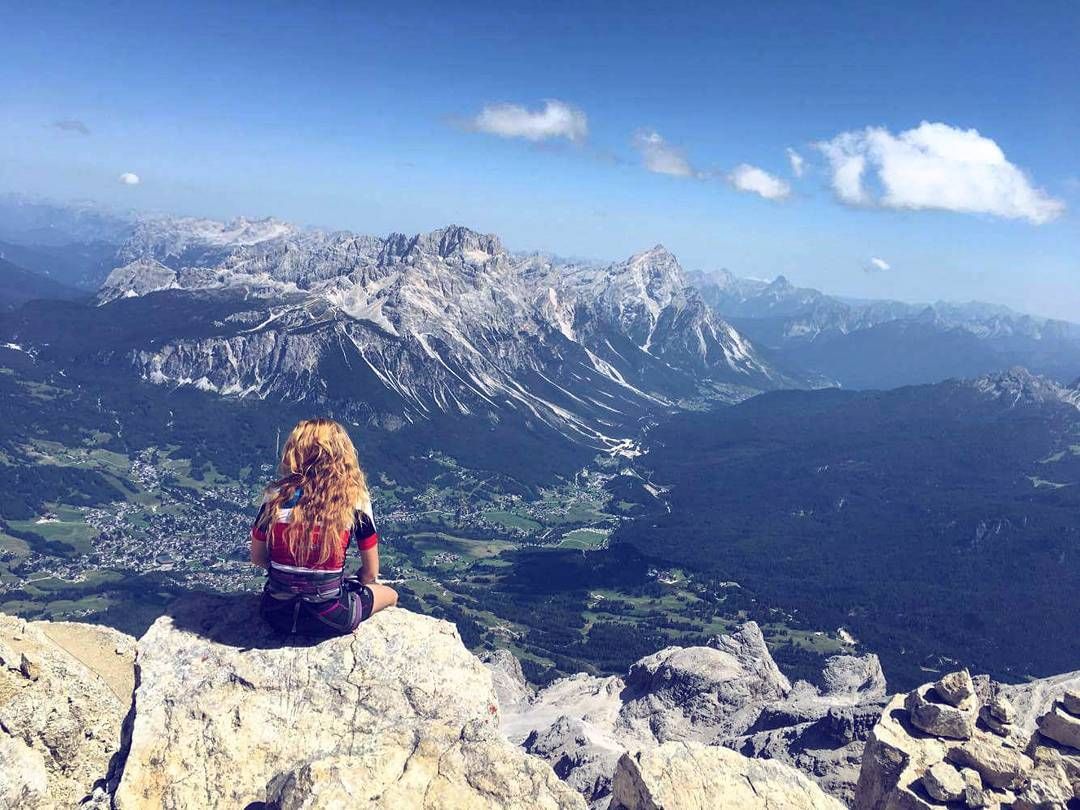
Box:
[251,487,378,574]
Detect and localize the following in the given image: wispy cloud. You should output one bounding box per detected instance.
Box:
[817,121,1064,224]
[865,256,891,272]
[470,100,587,143]
[729,164,791,200]
[53,119,90,135]
[786,147,805,178]
[118,172,141,186]
[632,130,695,177]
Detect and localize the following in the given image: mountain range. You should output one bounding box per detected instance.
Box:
[689,269,1080,388]
[3,205,797,452]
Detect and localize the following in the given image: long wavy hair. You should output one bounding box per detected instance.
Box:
[257,418,369,566]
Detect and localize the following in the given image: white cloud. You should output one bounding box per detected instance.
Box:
[786,147,805,178]
[866,256,891,272]
[729,164,791,200]
[471,100,587,143]
[632,130,695,177]
[817,121,1064,224]
[118,172,141,185]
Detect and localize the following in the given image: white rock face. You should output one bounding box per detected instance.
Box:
[0,733,49,808]
[113,595,583,810]
[91,219,796,449]
[270,722,583,810]
[609,741,846,810]
[0,613,133,808]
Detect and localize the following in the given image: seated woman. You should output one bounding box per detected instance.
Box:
[249,417,397,635]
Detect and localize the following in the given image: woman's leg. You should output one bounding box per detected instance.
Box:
[366,582,397,616]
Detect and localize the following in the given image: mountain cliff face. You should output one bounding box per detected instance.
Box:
[84,219,795,450]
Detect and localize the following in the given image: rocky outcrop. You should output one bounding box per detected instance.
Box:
[480,648,534,713]
[496,621,888,806]
[854,668,1080,810]
[609,741,846,810]
[112,594,584,809]
[0,613,134,808]
[729,653,888,801]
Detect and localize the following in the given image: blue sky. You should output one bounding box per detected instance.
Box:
[2,1,1078,318]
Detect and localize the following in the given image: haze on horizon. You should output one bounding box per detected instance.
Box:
[1,1,1077,320]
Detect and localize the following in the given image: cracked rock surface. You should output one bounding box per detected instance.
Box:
[608,741,846,810]
[113,594,584,809]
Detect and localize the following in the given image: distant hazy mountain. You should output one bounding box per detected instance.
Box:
[0,194,133,248]
[688,269,1080,388]
[0,195,134,289]
[0,257,85,310]
[3,214,802,452]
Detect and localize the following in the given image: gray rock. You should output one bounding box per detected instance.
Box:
[609,741,845,810]
[270,720,584,810]
[523,715,624,805]
[921,760,965,802]
[960,767,988,808]
[0,640,17,669]
[19,651,41,681]
[905,683,976,739]
[481,648,534,713]
[1063,690,1080,718]
[1037,703,1080,750]
[616,622,791,742]
[0,613,131,808]
[998,669,1080,737]
[113,595,582,809]
[934,669,976,708]
[979,704,1011,737]
[503,622,889,806]
[0,733,49,809]
[989,694,1016,724]
[819,654,887,702]
[946,731,1034,789]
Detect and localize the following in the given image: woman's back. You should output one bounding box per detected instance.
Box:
[249,418,397,636]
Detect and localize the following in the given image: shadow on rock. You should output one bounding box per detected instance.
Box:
[162,591,334,651]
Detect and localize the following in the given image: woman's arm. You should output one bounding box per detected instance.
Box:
[250,532,269,568]
[358,545,379,584]
[249,500,270,569]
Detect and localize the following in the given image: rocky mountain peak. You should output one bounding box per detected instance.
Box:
[972,366,1080,409]
[381,225,505,265]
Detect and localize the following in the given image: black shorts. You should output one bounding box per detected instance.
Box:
[260,576,374,637]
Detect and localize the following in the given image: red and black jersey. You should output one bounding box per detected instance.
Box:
[251,487,378,574]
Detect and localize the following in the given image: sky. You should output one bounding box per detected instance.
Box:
[1,0,1078,318]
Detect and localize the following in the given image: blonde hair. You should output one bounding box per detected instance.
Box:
[258,418,368,566]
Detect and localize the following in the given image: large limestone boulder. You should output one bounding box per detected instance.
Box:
[271,719,582,809]
[609,741,846,810]
[616,622,792,742]
[0,613,134,808]
[113,595,583,810]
